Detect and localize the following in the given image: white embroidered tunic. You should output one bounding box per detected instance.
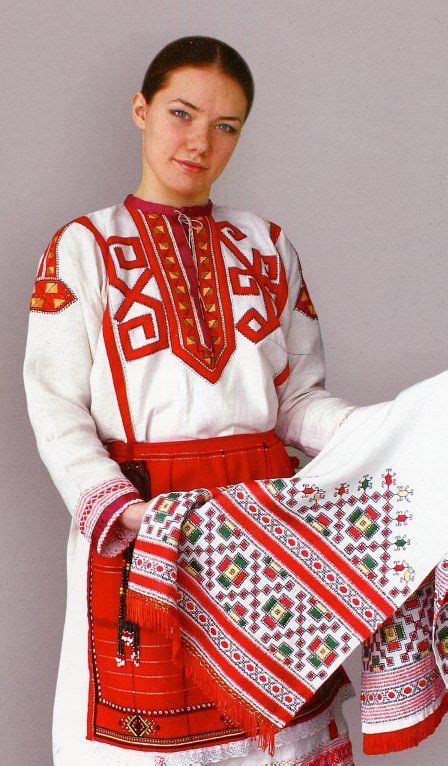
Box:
[22,194,358,764]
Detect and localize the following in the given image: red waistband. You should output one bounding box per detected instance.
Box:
[105,428,281,461]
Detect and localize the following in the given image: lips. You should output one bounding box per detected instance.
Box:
[174,159,207,173]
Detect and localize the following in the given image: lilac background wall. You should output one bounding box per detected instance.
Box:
[2,1,447,763]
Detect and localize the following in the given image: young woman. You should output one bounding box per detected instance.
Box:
[23,36,360,766]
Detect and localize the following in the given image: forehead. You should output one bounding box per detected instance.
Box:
[158,65,246,113]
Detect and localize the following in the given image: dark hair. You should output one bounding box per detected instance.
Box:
[141,36,254,122]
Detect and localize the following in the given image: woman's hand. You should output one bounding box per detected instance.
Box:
[119,501,148,532]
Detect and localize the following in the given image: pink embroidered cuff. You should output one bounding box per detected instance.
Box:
[94,497,144,557]
[75,476,143,557]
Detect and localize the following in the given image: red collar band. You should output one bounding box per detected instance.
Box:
[124,194,213,218]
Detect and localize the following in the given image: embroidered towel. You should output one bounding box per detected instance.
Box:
[126,369,448,756]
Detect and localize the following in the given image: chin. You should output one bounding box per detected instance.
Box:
[167,175,206,197]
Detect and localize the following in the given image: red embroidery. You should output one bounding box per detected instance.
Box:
[291,244,318,320]
[106,235,169,361]
[76,216,137,443]
[267,221,318,322]
[217,221,288,343]
[296,278,318,319]
[125,204,236,383]
[30,226,77,313]
[108,236,147,270]
[274,361,290,387]
[80,207,294,385]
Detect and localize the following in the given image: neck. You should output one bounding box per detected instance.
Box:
[134,174,211,208]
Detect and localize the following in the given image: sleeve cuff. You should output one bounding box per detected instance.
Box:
[75,476,144,556]
[93,495,145,557]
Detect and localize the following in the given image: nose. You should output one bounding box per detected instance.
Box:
[186,122,211,157]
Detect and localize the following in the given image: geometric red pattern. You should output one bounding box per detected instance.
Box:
[124,203,237,383]
[295,279,318,320]
[30,226,77,313]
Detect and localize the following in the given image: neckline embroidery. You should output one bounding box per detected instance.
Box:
[124,193,213,219]
[123,199,236,383]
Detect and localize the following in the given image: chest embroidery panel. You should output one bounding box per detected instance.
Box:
[108,205,290,385]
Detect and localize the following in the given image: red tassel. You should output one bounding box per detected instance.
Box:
[126,591,183,664]
[182,637,281,756]
[127,593,282,755]
[363,691,448,754]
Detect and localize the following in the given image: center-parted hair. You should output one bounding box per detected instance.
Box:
[141,36,255,122]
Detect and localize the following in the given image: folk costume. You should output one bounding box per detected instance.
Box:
[23,193,362,765]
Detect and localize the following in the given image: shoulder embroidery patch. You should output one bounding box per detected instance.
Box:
[295,278,318,320]
[30,226,77,313]
[292,243,318,320]
[268,221,318,321]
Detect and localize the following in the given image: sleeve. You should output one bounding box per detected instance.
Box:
[272,225,366,457]
[23,220,145,556]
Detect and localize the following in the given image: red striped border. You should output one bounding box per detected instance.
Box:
[129,572,179,602]
[215,490,375,639]
[131,538,179,563]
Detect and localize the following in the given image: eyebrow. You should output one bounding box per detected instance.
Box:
[168,98,243,123]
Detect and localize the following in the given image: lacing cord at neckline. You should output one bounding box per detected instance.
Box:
[175,210,203,251]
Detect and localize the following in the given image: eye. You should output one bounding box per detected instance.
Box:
[216,123,237,134]
[170,109,190,119]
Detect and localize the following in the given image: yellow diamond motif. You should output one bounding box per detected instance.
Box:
[354,514,371,533]
[224,563,240,580]
[270,604,286,620]
[311,521,326,534]
[159,498,175,513]
[384,625,398,642]
[181,519,196,536]
[315,643,331,661]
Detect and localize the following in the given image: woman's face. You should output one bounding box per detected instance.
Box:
[132,64,248,204]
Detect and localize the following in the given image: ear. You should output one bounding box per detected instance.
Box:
[131,92,147,131]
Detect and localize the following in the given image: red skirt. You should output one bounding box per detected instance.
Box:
[86,429,351,752]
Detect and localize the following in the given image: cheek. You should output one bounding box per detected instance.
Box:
[213,137,238,170]
[144,117,181,158]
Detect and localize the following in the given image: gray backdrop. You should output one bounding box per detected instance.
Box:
[2,1,447,763]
